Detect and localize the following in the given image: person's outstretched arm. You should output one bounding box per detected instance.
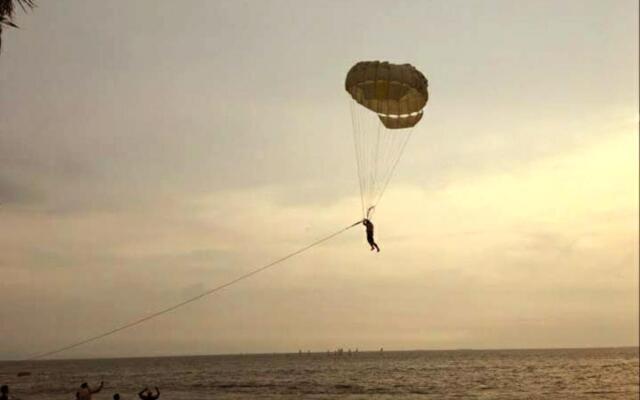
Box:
[138,387,148,399]
[91,382,104,394]
[154,386,160,398]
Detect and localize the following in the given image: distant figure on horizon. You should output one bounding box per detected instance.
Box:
[1,384,9,400]
[362,219,380,252]
[77,381,103,400]
[138,387,160,400]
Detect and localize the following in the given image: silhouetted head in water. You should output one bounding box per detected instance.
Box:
[138,386,160,400]
[1,385,8,394]
[81,383,88,389]
[113,394,120,400]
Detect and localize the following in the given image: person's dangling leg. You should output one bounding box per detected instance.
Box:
[367,235,375,251]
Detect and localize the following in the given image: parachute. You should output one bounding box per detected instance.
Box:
[346,61,429,218]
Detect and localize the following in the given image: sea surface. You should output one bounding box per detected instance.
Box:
[0,347,638,399]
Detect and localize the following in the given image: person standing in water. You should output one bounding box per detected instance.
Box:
[362,219,380,252]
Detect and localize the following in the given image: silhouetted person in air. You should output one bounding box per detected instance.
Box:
[1,385,9,400]
[139,387,160,400]
[362,219,379,252]
[77,381,103,400]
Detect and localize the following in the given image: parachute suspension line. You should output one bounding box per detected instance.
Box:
[367,120,383,219]
[372,127,414,208]
[350,100,366,218]
[358,101,371,218]
[349,97,415,219]
[351,98,379,218]
[357,102,371,212]
[351,109,369,215]
[372,119,381,191]
[25,220,363,361]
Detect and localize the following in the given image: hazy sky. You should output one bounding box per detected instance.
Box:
[0,0,638,360]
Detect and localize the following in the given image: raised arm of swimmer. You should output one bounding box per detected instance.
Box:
[91,382,104,394]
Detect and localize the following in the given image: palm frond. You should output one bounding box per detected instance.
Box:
[0,0,35,53]
[16,0,36,12]
[1,0,35,26]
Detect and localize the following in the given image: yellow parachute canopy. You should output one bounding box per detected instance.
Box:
[345,61,428,129]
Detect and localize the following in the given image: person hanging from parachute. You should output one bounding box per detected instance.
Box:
[362,218,379,252]
[345,61,428,252]
[362,206,380,252]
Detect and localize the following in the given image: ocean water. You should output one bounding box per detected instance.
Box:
[0,347,637,399]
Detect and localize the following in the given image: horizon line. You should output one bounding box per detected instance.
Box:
[2,344,638,363]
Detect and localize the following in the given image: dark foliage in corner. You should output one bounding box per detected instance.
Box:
[0,0,35,53]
